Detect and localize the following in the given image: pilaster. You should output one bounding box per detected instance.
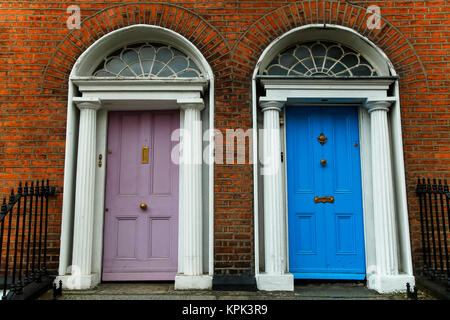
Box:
[257,100,293,291]
[365,100,414,293]
[68,98,101,289]
[175,102,212,289]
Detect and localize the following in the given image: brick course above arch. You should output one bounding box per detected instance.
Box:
[231,0,428,89]
[41,3,230,95]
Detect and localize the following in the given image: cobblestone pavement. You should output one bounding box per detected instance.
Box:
[38,281,437,300]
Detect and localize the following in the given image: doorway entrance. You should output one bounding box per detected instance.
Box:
[286,106,366,279]
[102,110,179,281]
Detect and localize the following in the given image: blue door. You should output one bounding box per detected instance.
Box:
[286,106,366,280]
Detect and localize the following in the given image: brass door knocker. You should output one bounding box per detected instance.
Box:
[317,132,327,145]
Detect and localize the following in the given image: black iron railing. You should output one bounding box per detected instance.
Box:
[416,178,450,291]
[0,180,56,300]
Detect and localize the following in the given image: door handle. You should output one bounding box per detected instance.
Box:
[140,203,148,210]
[314,196,334,203]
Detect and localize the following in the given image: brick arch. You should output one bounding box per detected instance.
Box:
[231,0,428,90]
[41,2,230,95]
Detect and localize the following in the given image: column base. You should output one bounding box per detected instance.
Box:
[175,274,213,290]
[367,273,415,293]
[256,273,294,291]
[55,273,100,290]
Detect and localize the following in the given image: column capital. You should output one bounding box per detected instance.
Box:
[259,100,284,112]
[73,97,102,111]
[365,100,393,113]
[178,100,205,111]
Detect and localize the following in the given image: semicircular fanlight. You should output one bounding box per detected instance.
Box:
[93,43,204,78]
[263,41,378,77]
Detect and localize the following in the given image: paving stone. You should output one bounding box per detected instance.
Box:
[36,282,438,300]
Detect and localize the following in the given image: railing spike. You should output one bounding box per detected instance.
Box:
[9,189,15,204]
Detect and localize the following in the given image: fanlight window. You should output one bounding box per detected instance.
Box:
[93,42,204,78]
[263,41,378,77]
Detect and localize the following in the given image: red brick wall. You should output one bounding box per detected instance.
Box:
[0,0,448,276]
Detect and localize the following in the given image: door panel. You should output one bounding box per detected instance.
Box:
[294,213,316,253]
[286,106,365,279]
[116,217,138,259]
[118,115,140,195]
[102,110,179,281]
[149,218,171,258]
[152,113,175,195]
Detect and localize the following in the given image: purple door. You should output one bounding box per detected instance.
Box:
[102,110,179,281]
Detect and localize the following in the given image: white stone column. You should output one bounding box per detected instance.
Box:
[256,100,293,291]
[178,109,185,275]
[366,100,414,293]
[62,98,101,289]
[175,101,212,289]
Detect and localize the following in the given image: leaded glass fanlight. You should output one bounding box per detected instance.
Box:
[93,42,204,78]
[263,41,378,77]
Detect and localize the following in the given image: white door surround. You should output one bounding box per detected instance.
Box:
[57,25,215,290]
[252,25,415,293]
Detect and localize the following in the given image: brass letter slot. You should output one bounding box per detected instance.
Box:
[141,146,149,164]
[314,196,335,203]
